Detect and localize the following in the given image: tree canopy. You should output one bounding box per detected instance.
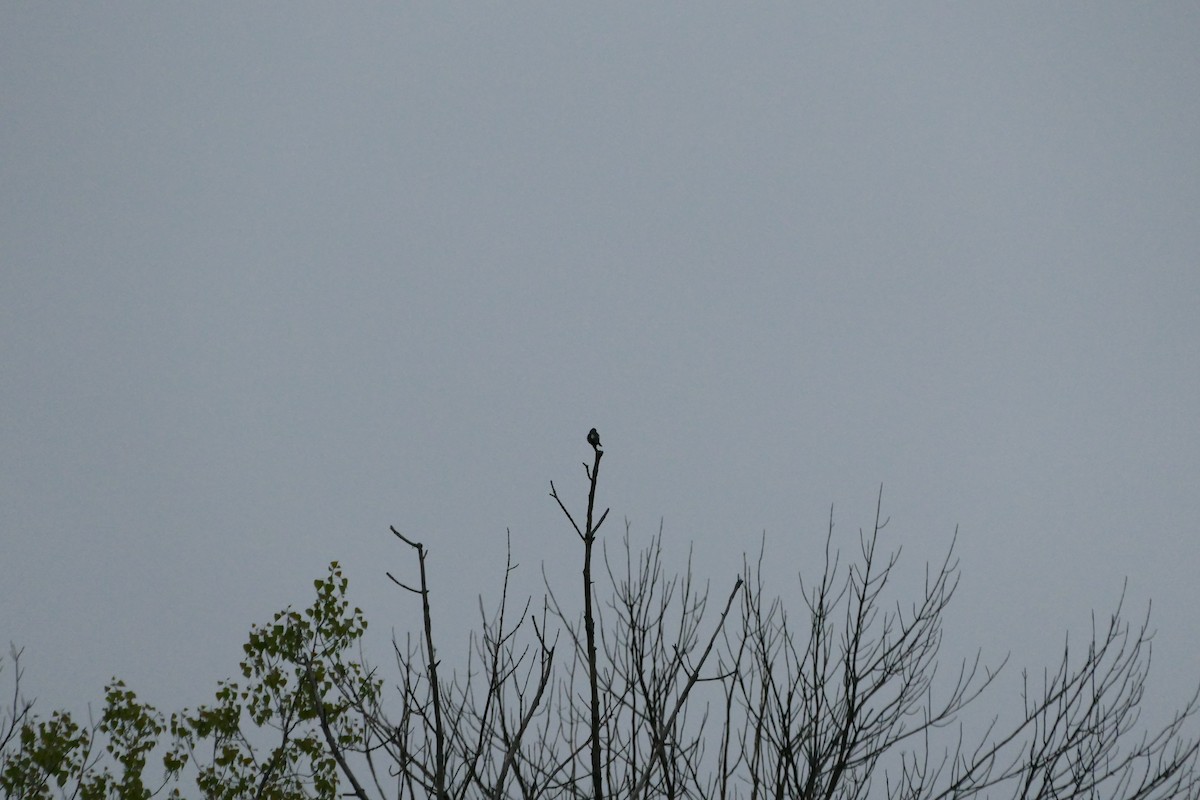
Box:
[4,437,1198,799]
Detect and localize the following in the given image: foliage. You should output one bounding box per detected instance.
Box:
[2,564,378,800]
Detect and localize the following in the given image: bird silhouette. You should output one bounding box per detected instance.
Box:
[587,428,602,448]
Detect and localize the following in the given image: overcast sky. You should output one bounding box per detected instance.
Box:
[2,5,1198,728]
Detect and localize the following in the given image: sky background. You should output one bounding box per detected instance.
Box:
[2,4,1199,733]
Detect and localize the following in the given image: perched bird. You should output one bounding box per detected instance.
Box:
[587,428,602,448]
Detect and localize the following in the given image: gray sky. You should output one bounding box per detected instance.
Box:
[3,5,1198,727]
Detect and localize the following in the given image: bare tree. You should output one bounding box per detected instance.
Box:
[719,489,1200,800]
[0,647,34,758]
[341,433,1197,799]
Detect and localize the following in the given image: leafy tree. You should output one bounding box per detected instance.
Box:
[3,433,1198,799]
[0,659,173,799]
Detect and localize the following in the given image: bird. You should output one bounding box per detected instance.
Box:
[587,428,602,448]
